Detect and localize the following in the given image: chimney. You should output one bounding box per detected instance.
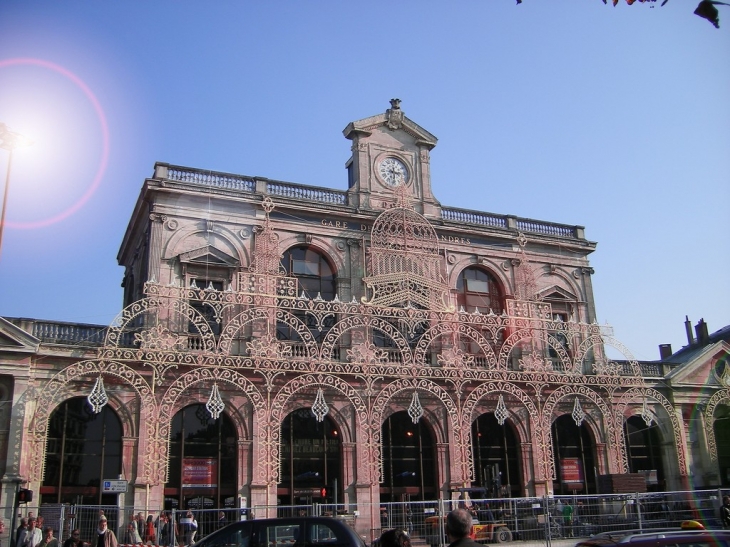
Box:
[685,316,695,345]
[695,319,710,345]
[659,344,673,360]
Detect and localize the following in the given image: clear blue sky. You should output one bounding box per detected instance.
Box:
[0,1,727,362]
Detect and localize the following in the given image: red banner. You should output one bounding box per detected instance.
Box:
[560,458,584,483]
[182,458,218,487]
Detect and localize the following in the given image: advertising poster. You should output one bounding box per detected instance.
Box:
[183,457,218,487]
[560,458,584,483]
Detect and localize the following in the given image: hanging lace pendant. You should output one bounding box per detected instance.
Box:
[87,376,108,414]
[408,391,424,424]
[206,383,225,420]
[495,395,509,426]
[641,397,653,427]
[312,388,329,422]
[572,396,586,426]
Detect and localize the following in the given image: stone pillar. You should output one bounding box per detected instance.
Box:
[148,213,167,284]
[238,439,252,498]
[341,442,355,507]
[436,443,451,497]
[595,442,608,475]
[520,442,534,496]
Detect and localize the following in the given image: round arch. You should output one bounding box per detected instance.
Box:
[270,374,368,485]
[372,378,466,484]
[159,368,266,484]
[616,387,688,476]
[320,316,414,364]
[28,360,155,484]
[463,381,541,481]
[413,322,498,367]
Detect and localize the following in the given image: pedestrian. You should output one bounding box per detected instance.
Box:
[721,496,730,529]
[144,516,155,544]
[217,512,226,529]
[377,529,411,547]
[126,515,141,545]
[95,518,117,547]
[445,509,481,547]
[62,530,83,547]
[15,519,28,547]
[38,527,59,547]
[179,512,197,547]
[22,518,42,547]
[562,501,574,538]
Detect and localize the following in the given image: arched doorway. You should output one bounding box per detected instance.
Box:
[381,411,437,502]
[551,414,597,494]
[42,397,122,505]
[471,412,521,497]
[166,404,237,513]
[279,409,341,506]
[714,404,730,486]
[624,415,665,491]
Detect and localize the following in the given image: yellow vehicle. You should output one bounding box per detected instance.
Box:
[424,516,513,546]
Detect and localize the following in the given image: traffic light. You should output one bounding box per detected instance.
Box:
[320,487,327,498]
[17,489,33,503]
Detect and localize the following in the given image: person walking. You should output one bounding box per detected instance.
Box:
[62,530,83,547]
[95,518,117,547]
[445,509,481,547]
[562,501,574,538]
[22,519,42,547]
[38,527,59,547]
[721,496,730,529]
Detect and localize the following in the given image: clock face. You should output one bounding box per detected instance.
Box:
[378,157,409,186]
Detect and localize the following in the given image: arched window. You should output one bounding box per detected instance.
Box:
[381,411,437,502]
[278,247,336,343]
[551,414,597,495]
[624,415,664,491]
[472,412,521,497]
[456,267,503,314]
[43,397,122,505]
[166,404,237,511]
[279,409,341,506]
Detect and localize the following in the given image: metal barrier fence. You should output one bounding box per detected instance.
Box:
[1,489,727,547]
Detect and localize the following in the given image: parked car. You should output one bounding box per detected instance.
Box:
[575,528,730,547]
[193,516,367,547]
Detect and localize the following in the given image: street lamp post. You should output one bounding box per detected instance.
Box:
[0,123,33,260]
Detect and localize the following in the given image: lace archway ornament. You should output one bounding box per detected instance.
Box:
[87,376,109,414]
[641,398,653,427]
[495,395,509,426]
[408,391,424,424]
[311,388,330,422]
[206,383,224,420]
[572,397,586,426]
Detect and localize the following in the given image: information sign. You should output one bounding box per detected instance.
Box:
[102,480,128,493]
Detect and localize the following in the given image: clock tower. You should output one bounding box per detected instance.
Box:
[343,99,441,217]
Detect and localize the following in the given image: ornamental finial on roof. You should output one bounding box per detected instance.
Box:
[387,98,404,130]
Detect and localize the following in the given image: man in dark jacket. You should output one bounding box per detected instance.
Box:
[721,496,730,529]
[446,509,481,547]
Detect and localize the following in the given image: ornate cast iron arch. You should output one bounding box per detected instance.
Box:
[159,367,266,484]
[704,388,730,463]
[28,360,155,485]
[320,315,414,365]
[413,322,498,368]
[371,378,465,484]
[463,381,541,481]
[616,387,688,475]
[543,385,625,479]
[270,373,369,486]
[217,307,271,355]
[105,296,217,353]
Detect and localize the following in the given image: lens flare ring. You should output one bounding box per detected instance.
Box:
[0,57,110,229]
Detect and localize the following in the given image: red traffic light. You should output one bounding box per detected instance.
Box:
[17,489,33,503]
[320,487,327,498]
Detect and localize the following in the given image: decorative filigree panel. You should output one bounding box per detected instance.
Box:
[615,387,688,475]
[28,360,156,484]
[704,389,730,462]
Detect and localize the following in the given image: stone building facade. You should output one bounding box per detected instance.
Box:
[1,101,729,536]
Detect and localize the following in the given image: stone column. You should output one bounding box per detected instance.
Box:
[520,442,535,496]
[341,442,355,507]
[148,213,167,284]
